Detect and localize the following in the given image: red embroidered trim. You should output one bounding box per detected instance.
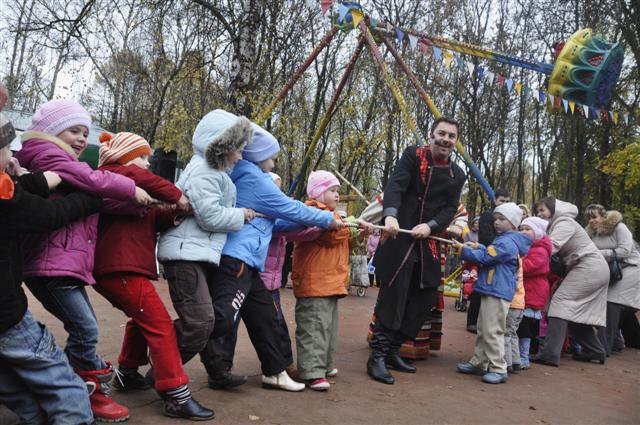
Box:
[416,146,429,184]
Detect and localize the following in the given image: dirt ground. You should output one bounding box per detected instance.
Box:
[1,282,639,425]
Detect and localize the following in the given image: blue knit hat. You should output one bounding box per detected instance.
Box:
[243,123,280,163]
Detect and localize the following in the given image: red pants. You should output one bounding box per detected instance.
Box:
[94,273,188,391]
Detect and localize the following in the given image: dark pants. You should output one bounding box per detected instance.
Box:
[220,288,293,371]
[163,261,217,365]
[597,302,624,356]
[206,256,287,376]
[517,315,541,354]
[538,317,605,365]
[372,261,438,357]
[466,290,481,327]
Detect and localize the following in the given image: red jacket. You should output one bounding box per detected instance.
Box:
[522,236,552,311]
[93,164,182,279]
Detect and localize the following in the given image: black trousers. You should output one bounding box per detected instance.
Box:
[203,256,286,377]
[372,261,438,354]
[466,290,481,327]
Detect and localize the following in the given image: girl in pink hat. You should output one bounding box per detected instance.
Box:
[15,99,152,422]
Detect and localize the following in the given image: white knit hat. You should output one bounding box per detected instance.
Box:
[494,202,523,229]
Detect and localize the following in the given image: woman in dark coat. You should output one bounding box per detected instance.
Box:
[368,117,466,384]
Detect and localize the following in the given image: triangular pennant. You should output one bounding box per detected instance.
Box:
[498,74,505,87]
[575,103,582,116]
[466,62,475,77]
[623,112,629,125]
[433,46,442,61]
[589,106,597,119]
[456,56,465,69]
[395,28,405,43]
[337,3,349,21]
[569,101,575,114]
[408,34,418,49]
[351,10,363,28]
[613,111,619,125]
[386,22,394,32]
[477,66,485,80]
[506,79,513,93]
[370,17,379,28]
[602,110,609,122]
[443,51,454,67]
[562,99,569,113]
[321,0,333,16]
[555,96,562,109]
[515,82,522,95]
[485,71,495,85]
[548,94,555,105]
[419,41,429,55]
[538,90,546,103]
[609,110,615,123]
[522,86,530,97]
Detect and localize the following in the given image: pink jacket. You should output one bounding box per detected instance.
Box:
[367,232,381,258]
[15,132,136,284]
[260,227,322,291]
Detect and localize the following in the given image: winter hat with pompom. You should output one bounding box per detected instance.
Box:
[98,132,151,167]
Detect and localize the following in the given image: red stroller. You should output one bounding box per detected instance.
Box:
[455,262,478,312]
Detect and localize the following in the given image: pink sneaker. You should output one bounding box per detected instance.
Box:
[326,368,338,378]
[308,378,330,391]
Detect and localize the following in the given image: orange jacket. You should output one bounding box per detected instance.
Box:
[292,200,350,298]
[510,258,526,309]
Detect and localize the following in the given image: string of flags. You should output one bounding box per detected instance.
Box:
[316,0,637,127]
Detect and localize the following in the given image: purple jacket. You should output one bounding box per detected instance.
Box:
[15,132,136,284]
[260,227,322,291]
[367,232,381,258]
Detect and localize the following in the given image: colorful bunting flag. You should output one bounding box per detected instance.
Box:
[432,46,442,61]
[498,74,505,87]
[548,94,555,105]
[477,66,485,80]
[419,41,429,54]
[408,34,418,49]
[321,0,333,16]
[569,101,575,114]
[515,82,522,95]
[506,79,513,93]
[337,3,349,21]
[370,17,379,28]
[443,51,454,68]
[562,99,569,112]
[395,28,405,43]
[555,96,562,109]
[589,106,596,119]
[485,71,495,85]
[522,86,529,97]
[609,110,615,123]
[466,62,475,77]
[613,111,619,125]
[351,10,363,28]
[623,113,629,125]
[456,56,465,69]
[538,90,545,103]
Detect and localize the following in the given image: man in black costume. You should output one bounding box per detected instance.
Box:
[368,117,466,384]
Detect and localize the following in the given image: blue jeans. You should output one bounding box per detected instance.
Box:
[26,277,105,371]
[0,310,93,424]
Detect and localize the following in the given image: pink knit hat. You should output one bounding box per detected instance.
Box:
[521,216,548,239]
[27,99,91,137]
[307,170,340,199]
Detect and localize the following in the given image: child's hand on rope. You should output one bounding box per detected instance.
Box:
[328,218,344,230]
[133,186,153,206]
[356,218,374,237]
[243,208,256,222]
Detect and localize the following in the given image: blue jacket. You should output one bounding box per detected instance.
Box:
[461,231,532,301]
[222,160,334,271]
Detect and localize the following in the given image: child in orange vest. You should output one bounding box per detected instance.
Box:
[292,170,371,391]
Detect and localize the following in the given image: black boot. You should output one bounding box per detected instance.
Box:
[367,325,394,384]
[113,367,152,391]
[386,336,416,373]
[162,391,215,421]
[208,369,248,389]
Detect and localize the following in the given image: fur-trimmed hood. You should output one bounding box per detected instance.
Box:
[21,130,78,158]
[587,210,623,237]
[191,109,253,170]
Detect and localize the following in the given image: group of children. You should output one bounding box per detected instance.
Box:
[453,202,553,384]
[0,99,373,424]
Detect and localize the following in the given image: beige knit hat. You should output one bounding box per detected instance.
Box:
[98,132,151,167]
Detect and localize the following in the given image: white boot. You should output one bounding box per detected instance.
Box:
[261,370,305,392]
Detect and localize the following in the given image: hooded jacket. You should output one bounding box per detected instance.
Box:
[1,172,102,333]
[587,210,640,309]
[15,131,136,284]
[546,199,608,326]
[157,111,252,265]
[221,160,334,271]
[521,236,552,310]
[461,231,532,302]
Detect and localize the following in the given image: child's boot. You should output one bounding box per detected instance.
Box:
[77,363,130,422]
[113,367,152,391]
[161,385,215,421]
